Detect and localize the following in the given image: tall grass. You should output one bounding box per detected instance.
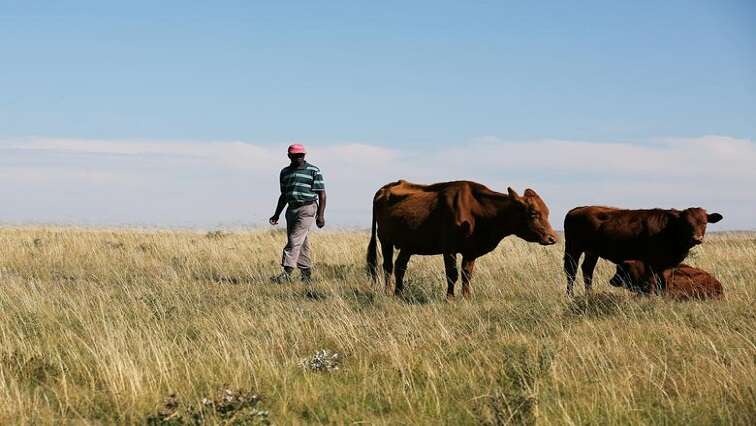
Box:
[0,227,754,424]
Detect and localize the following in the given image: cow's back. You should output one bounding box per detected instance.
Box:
[374,180,438,224]
[564,206,622,256]
[564,206,618,236]
[565,206,680,265]
[663,265,723,300]
[372,180,474,254]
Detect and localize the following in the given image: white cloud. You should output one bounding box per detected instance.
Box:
[0,135,754,228]
[10,138,282,171]
[0,166,127,185]
[423,136,756,179]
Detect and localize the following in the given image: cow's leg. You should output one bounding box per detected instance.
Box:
[461,257,477,298]
[394,250,412,296]
[381,240,394,294]
[581,253,599,293]
[564,243,583,297]
[443,253,459,299]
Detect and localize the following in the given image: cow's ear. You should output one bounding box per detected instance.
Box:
[507,187,521,200]
[707,213,723,223]
[523,188,537,198]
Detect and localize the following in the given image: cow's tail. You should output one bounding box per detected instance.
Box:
[367,201,379,281]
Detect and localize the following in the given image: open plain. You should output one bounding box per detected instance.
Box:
[0,227,754,424]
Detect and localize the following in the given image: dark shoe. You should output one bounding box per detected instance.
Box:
[300,268,313,284]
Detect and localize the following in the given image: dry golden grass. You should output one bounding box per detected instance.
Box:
[0,227,754,425]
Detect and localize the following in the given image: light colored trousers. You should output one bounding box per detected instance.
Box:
[281,202,317,269]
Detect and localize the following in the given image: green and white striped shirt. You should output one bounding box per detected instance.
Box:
[279,162,325,205]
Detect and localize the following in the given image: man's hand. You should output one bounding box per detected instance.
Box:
[316,191,327,229]
[271,194,287,226]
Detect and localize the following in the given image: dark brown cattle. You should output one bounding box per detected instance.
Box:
[367,180,558,297]
[563,206,723,296]
[610,260,723,300]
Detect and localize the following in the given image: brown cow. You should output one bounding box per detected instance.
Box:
[609,260,723,300]
[563,206,723,296]
[367,180,558,297]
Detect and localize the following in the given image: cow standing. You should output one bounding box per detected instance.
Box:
[609,260,723,300]
[563,206,723,296]
[367,180,558,298]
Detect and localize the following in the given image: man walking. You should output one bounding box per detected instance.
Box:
[269,144,327,283]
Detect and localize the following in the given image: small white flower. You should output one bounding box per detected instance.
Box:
[301,349,342,372]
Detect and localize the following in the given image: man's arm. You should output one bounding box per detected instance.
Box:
[316,191,326,228]
[312,168,327,228]
[269,193,287,225]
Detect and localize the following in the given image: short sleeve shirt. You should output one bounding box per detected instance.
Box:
[279,162,325,204]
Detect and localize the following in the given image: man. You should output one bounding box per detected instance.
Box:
[269,144,327,283]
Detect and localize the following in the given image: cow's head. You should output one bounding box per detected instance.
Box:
[609,260,647,289]
[507,187,558,245]
[672,208,723,247]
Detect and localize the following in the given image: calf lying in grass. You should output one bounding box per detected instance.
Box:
[609,260,723,300]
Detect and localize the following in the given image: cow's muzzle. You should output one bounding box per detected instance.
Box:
[541,235,558,245]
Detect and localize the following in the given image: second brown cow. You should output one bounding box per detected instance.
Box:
[563,206,723,296]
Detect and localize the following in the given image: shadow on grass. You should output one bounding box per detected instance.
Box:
[317,263,358,281]
[345,288,379,310]
[479,343,555,425]
[192,271,258,285]
[397,279,437,305]
[1,351,60,387]
[303,287,328,301]
[564,292,626,318]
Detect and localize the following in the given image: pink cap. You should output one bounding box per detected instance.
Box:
[287,144,306,154]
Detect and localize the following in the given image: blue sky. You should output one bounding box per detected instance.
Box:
[1,1,755,228]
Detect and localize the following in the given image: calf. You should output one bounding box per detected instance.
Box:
[563,206,722,295]
[610,260,723,300]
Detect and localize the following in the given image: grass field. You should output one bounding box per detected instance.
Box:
[0,227,754,425]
